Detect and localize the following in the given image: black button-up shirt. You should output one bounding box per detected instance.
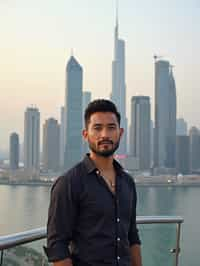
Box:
[44,154,141,266]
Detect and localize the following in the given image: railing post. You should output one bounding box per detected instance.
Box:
[174,222,181,266]
[0,250,3,266]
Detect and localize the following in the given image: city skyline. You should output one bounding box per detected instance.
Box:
[1,1,200,151]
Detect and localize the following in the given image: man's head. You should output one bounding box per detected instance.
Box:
[83,99,123,157]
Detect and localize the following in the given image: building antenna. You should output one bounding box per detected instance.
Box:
[116,0,119,26]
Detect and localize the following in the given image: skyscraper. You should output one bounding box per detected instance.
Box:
[111,12,127,154]
[176,136,190,175]
[60,106,65,169]
[176,118,187,136]
[82,91,91,155]
[9,132,19,170]
[189,126,200,172]
[24,107,40,175]
[130,96,151,170]
[154,60,177,169]
[43,118,60,172]
[64,56,83,170]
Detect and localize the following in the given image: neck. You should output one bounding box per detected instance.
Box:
[89,152,114,172]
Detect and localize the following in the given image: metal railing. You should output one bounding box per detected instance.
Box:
[0,216,184,266]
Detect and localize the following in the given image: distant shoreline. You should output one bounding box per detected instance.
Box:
[1,179,200,187]
[0,179,52,187]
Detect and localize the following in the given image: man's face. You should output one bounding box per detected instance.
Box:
[82,112,123,157]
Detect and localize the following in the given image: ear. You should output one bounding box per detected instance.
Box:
[119,128,124,138]
[82,129,88,141]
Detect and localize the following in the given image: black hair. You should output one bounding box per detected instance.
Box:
[84,99,121,127]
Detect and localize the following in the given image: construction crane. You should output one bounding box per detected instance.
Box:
[153,54,163,61]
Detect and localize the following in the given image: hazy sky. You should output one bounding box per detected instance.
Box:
[0,0,200,151]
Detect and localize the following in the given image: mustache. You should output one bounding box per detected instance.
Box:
[98,140,113,145]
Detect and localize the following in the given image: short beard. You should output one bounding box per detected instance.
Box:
[88,139,120,157]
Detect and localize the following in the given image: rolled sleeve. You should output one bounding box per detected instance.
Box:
[44,175,77,262]
[128,181,141,246]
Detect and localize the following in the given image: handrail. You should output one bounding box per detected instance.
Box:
[137,215,184,224]
[0,216,183,250]
[0,216,184,266]
[0,227,46,250]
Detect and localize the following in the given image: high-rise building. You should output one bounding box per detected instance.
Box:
[176,118,187,136]
[82,91,91,155]
[129,96,151,170]
[24,107,40,175]
[43,118,60,172]
[111,13,127,154]
[150,120,154,167]
[176,136,190,175]
[59,106,65,169]
[64,56,83,170]
[154,60,177,169]
[9,132,19,170]
[189,126,200,172]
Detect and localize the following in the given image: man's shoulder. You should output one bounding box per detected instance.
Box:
[52,160,87,190]
[120,169,136,187]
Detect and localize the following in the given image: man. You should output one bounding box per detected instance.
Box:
[44,99,142,266]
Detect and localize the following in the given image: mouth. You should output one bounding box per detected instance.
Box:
[98,141,113,146]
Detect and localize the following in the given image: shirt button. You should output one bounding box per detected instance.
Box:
[117,256,120,260]
[117,237,120,241]
[117,218,120,223]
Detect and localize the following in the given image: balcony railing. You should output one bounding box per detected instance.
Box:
[0,216,184,266]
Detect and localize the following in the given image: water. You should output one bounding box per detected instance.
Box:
[0,184,199,266]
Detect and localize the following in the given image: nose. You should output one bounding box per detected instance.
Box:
[100,127,110,138]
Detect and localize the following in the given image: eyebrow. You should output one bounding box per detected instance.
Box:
[92,123,117,127]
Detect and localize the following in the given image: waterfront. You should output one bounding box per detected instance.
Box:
[0,184,199,266]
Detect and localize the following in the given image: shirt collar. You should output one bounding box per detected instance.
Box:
[82,153,123,174]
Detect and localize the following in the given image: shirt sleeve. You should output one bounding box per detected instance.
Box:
[44,174,78,262]
[128,180,141,246]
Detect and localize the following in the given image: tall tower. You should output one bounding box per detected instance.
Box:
[43,118,60,172]
[9,132,19,170]
[130,96,151,170]
[24,107,40,176]
[154,60,177,169]
[166,66,177,168]
[64,56,83,170]
[111,4,127,154]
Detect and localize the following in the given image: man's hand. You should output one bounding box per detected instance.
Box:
[130,244,142,266]
[53,258,73,266]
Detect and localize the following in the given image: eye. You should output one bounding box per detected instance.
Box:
[108,125,116,130]
[93,125,102,130]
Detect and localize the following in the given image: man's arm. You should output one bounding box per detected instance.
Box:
[128,179,142,266]
[130,244,142,266]
[44,174,78,263]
